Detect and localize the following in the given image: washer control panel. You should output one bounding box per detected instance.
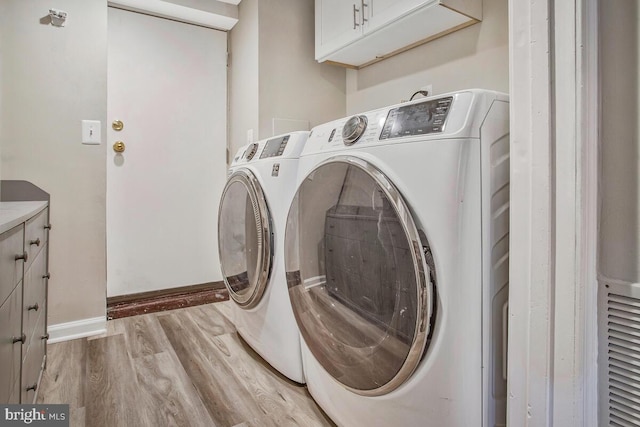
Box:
[380,96,453,139]
[259,135,290,159]
[244,143,259,161]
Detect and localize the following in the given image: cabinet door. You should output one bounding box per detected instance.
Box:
[0,283,23,404]
[24,208,48,272]
[316,0,363,61]
[367,0,429,31]
[23,248,47,353]
[0,224,24,307]
[21,313,45,405]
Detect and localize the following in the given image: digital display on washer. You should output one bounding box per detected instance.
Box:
[380,96,453,139]
[259,135,290,159]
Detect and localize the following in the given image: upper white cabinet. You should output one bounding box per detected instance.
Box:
[316,0,362,57]
[315,0,482,68]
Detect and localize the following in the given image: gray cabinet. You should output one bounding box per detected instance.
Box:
[0,203,50,404]
[21,208,49,404]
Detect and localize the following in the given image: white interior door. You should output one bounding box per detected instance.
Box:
[107,7,227,298]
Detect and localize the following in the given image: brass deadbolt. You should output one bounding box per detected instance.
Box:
[112,120,124,131]
[113,141,126,153]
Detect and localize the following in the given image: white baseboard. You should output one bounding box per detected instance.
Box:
[47,316,107,344]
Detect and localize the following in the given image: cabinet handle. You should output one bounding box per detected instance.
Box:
[43,273,51,280]
[15,251,28,262]
[28,303,39,312]
[26,383,37,392]
[361,0,368,25]
[13,333,26,344]
[41,333,50,341]
[30,238,41,247]
[353,4,360,29]
[44,224,52,230]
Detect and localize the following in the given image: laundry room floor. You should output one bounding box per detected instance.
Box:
[36,302,334,427]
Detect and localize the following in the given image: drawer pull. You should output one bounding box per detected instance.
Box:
[12,333,26,344]
[15,251,28,262]
[41,333,50,341]
[44,224,52,230]
[30,238,41,247]
[28,303,39,312]
[43,273,51,280]
[26,383,37,392]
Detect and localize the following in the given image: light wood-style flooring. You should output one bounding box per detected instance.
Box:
[37,302,335,427]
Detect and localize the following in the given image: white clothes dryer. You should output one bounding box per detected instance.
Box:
[284,90,509,426]
[218,131,309,383]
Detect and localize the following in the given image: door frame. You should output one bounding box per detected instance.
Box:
[106,0,238,31]
[507,0,599,425]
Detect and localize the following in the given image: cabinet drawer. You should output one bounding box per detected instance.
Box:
[0,283,23,403]
[0,224,24,306]
[23,248,47,353]
[24,208,48,271]
[21,327,45,404]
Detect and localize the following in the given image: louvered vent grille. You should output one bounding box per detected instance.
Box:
[608,293,640,426]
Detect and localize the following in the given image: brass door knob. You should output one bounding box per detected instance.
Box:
[113,141,126,153]
[112,120,124,131]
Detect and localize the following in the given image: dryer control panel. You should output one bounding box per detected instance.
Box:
[259,135,290,159]
[380,96,453,139]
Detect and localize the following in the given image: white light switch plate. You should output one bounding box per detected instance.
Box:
[82,120,101,145]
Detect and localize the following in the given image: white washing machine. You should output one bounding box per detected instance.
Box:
[284,90,510,426]
[218,131,309,383]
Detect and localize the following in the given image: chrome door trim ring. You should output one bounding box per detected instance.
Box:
[294,155,435,396]
[218,168,273,309]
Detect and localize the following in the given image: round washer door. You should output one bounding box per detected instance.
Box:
[284,156,435,396]
[218,169,272,308]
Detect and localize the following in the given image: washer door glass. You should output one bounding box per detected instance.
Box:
[218,169,272,308]
[285,156,435,396]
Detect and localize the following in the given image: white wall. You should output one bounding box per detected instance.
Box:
[0,0,107,325]
[599,0,639,283]
[346,0,508,114]
[257,0,346,139]
[229,0,260,158]
[228,0,346,157]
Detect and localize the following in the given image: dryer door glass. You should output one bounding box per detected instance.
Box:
[218,169,272,308]
[285,156,435,396]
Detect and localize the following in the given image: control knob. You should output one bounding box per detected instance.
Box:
[342,115,368,146]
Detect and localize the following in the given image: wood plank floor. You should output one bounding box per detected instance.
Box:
[37,302,335,427]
